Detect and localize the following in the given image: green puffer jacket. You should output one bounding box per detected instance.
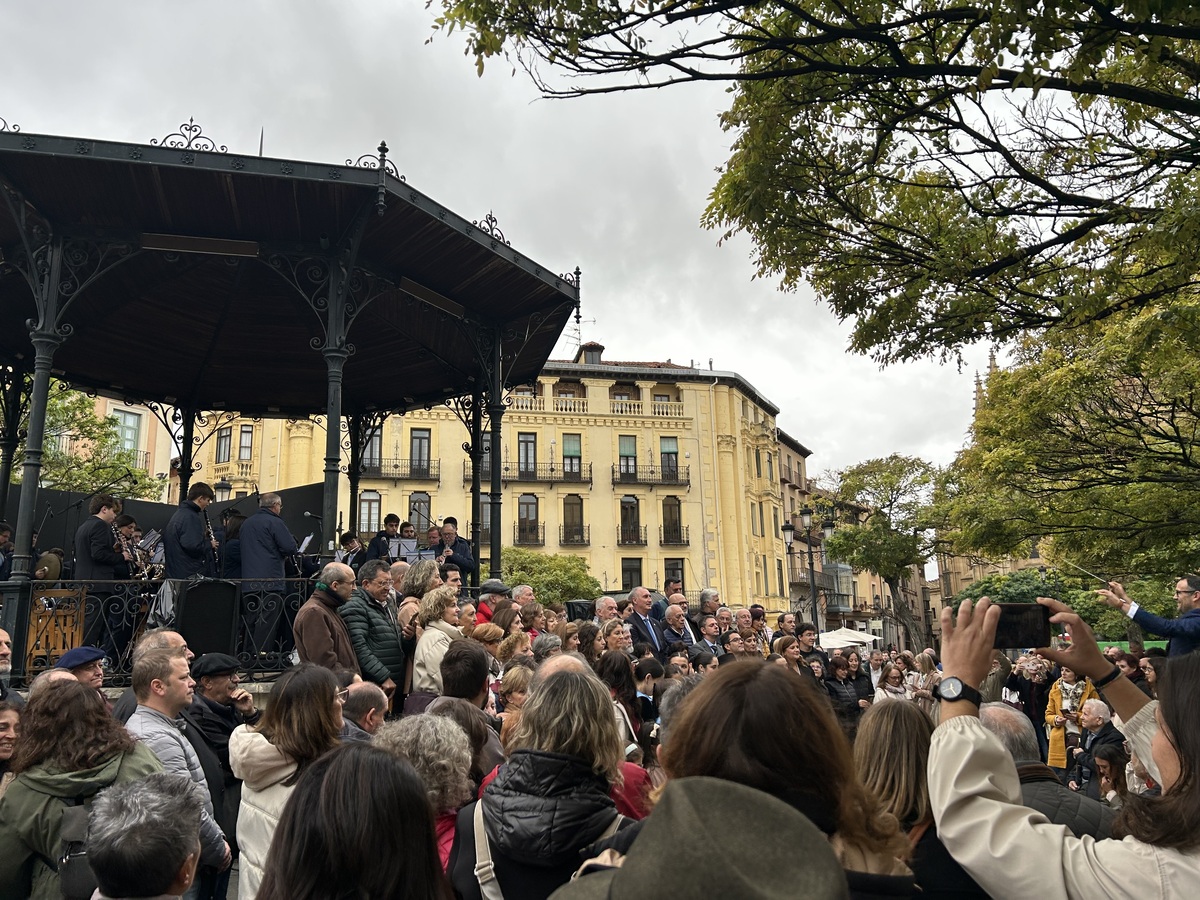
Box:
[339,588,405,686]
[0,741,162,900]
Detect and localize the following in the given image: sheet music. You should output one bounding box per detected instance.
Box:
[298,534,315,554]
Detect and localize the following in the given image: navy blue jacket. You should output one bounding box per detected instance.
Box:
[1132,605,1200,656]
[239,507,298,592]
[434,535,477,577]
[163,501,214,579]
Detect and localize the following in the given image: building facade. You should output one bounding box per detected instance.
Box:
[189,343,795,605]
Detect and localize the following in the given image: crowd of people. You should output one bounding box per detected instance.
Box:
[0,569,1198,899]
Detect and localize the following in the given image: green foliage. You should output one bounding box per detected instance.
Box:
[822,454,938,646]
[940,294,1200,576]
[429,0,1200,364]
[954,568,1068,605]
[15,383,165,500]
[500,547,602,608]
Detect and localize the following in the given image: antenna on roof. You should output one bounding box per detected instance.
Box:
[258,127,264,157]
[568,315,597,355]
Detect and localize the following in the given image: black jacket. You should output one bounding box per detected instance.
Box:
[73,515,123,581]
[239,507,298,591]
[826,675,863,725]
[1071,721,1125,799]
[448,750,626,900]
[433,535,477,577]
[163,501,215,579]
[626,612,667,661]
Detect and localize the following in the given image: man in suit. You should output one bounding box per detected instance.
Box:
[690,614,724,659]
[626,585,668,661]
[661,603,695,648]
[1069,699,1125,799]
[75,493,134,654]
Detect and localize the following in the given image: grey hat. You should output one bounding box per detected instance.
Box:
[479,579,512,597]
[549,777,848,900]
[191,653,241,679]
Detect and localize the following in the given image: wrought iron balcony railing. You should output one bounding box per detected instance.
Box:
[559,525,590,546]
[660,525,689,546]
[360,457,440,480]
[611,464,690,486]
[514,523,545,546]
[617,525,648,545]
[463,461,593,484]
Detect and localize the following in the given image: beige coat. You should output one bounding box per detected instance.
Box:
[412,619,462,694]
[929,704,1197,898]
[229,726,298,900]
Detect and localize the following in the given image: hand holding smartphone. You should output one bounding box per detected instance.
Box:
[992,603,1052,649]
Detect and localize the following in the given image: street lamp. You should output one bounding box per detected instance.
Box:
[214,478,232,502]
[781,521,795,587]
[798,506,836,631]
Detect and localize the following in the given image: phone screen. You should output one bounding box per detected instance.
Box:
[992,603,1052,649]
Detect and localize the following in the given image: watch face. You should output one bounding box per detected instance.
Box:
[940,678,963,700]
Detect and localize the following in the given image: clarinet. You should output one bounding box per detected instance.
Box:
[112,524,148,579]
[203,510,220,576]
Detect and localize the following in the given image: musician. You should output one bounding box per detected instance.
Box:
[112,514,141,580]
[163,483,218,580]
[364,514,402,563]
[75,494,134,656]
[222,512,247,580]
[239,493,299,658]
[336,532,367,575]
[433,516,477,578]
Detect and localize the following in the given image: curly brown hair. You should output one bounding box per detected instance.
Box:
[11,679,135,774]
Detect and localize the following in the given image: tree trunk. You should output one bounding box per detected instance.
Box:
[887,577,929,650]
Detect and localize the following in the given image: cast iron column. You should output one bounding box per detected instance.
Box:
[486,330,504,580]
[12,333,63,579]
[468,389,483,588]
[0,364,28,521]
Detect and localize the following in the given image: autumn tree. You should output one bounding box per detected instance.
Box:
[501,547,603,608]
[430,0,1200,362]
[821,454,937,648]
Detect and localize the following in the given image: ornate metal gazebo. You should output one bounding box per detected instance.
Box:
[0,117,581,677]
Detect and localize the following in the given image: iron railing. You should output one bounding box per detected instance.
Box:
[660,525,689,546]
[611,464,690,486]
[463,461,593,484]
[617,525,648,545]
[513,523,545,546]
[559,525,590,546]
[361,458,440,480]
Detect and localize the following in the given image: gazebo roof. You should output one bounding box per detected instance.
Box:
[0,121,580,416]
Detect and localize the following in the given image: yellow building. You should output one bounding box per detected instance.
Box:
[190,343,794,603]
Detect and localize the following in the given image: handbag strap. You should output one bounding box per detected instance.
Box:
[473,802,506,900]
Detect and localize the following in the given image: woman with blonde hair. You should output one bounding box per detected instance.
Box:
[411,585,464,704]
[496,631,531,665]
[659,662,912,893]
[553,619,580,653]
[855,699,987,898]
[911,651,942,718]
[601,617,631,654]
[497,664,533,748]
[397,560,443,694]
[469,622,505,680]
[875,662,911,703]
[448,668,629,900]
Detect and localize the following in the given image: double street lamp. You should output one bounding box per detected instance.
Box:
[781,506,835,631]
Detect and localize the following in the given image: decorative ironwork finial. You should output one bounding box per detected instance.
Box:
[473,211,510,245]
[151,118,227,152]
[0,116,18,133]
[346,142,401,178]
[561,266,581,289]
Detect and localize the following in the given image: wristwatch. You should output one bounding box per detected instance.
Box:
[934,676,983,707]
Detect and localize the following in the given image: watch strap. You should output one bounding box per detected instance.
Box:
[1092,666,1122,690]
[936,677,982,707]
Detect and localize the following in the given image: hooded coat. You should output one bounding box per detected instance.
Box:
[229,726,298,900]
[448,750,627,900]
[0,742,162,900]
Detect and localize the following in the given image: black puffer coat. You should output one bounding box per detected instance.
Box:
[339,587,404,686]
[448,750,625,900]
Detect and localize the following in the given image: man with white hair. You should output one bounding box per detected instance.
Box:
[1069,698,1124,799]
[593,596,618,625]
[0,627,22,709]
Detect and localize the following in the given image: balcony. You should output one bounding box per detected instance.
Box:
[360,458,440,480]
[617,525,648,545]
[551,396,589,413]
[463,461,593,485]
[466,525,492,544]
[132,449,150,470]
[608,399,685,417]
[514,523,545,546]
[659,525,689,546]
[509,395,544,412]
[501,395,685,418]
[559,525,590,546]
[611,464,690,487]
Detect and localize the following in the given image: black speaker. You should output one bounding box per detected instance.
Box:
[566,599,594,622]
[175,580,240,657]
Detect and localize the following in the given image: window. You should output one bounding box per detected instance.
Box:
[777,559,786,596]
[410,429,431,477]
[654,393,670,403]
[773,507,780,539]
[621,558,643,592]
[517,494,539,542]
[750,502,758,536]
[215,427,232,464]
[755,449,762,478]
[113,410,141,453]
[409,492,431,532]
[563,494,584,543]
[480,433,492,478]
[662,496,683,543]
[478,502,492,542]
[239,425,254,461]
[620,495,641,543]
[363,429,382,468]
[584,347,601,364]
[618,435,637,479]
[562,433,582,480]
[660,436,678,477]
[664,559,684,592]
[518,432,537,477]
[613,390,631,401]
[758,502,765,537]
[359,491,381,534]
[766,452,774,481]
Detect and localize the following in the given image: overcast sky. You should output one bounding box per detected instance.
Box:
[4,0,992,476]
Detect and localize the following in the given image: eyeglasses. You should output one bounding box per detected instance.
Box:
[1175,589,1198,596]
[335,689,349,703]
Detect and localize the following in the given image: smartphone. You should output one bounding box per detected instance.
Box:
[992,603,1052,649]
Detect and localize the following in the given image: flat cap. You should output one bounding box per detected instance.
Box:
[479,579,512,596]
[191,653,241,679]
[55,646,106,670]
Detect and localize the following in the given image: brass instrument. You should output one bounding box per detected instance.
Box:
[112,523,150,580]
[203,509,220,575]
